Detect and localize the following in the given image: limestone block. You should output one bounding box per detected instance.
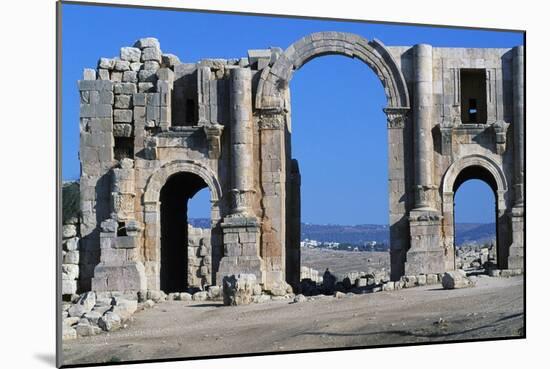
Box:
[63,224,77,238]
[121,47,141,62]
[113,109,133,123]
[113,124,133,137]
[62,280,77,295]
[417,274,427,286]
[98,69,110,80]
[223,274,257,306]
[80,104,112,118]
[122,70,138,83]
[143,61,160,71]
[161,53,180,67]
[78,80,113,91]
[111,299,137,321]
[75,323,101,337]
[134,37,160,49]
[63,237,79,251]
[179,292,192,301]
[63,250,80,265]
[133,106,146,123]
[138,82,155,93]
[83,310,102,325]
[139,69,158,82]
[68,292,96,317]
[62,264,79,280]
[192,291,208,301]
[133,93,146,106]
[114,59,130,71]
[83,68,96,80]
[130,62,142,71]
[91,91,113,105]
[110,71,122,82]
[441,271,475,289]
[426,274,438,285]
[98,57,115,70]
[114,82,137,95]
[141,47,162,62]
[114,95,132,109]
[98,311,121,331]
[207,286,221,300]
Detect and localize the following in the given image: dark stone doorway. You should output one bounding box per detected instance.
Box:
[160,172,208,293]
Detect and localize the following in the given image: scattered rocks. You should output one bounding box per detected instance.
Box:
[293,294,307,303]
[68,292,96,317]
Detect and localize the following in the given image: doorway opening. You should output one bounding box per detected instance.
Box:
[453,168,498,271]
[159,172,211,293]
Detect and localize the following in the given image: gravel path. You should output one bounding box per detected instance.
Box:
[62,275,524,366]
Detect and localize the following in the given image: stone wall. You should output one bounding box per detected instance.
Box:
[62,219,80,297]
[187,225,212,288]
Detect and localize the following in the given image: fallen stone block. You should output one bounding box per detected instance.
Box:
[68,292,96,317]
[111,299,138,321]
[441,271,475,289]
[223,274,257,306]
[75,323,101,337]
[193,291,209,302]
[98,312,121,332]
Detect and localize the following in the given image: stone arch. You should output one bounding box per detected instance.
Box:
[256,32,410,111]
[143,159,222,205]
[142,159,223,291]
[440,154,508,270]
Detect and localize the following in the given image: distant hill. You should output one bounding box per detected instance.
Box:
[188,218,495,247]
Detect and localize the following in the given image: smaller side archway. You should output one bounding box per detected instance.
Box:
[441,155,508,270]
[142,160,223,292]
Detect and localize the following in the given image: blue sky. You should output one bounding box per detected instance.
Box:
[61,3,523,225]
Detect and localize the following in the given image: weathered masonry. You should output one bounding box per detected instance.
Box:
[76,33,524,295]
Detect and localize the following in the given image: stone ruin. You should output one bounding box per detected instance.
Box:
[69,32,525,300]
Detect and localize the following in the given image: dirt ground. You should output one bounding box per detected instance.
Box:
[301,248,390,276]
[62,275,524,366]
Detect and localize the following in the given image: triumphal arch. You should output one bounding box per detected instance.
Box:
[76,32,524,295]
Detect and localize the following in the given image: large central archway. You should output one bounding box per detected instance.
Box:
[256,32,413,285]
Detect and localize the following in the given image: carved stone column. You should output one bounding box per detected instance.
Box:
[217,68,263,285]
[384,107,409,280]
[405,44,444,276]
[508,45,525,271]
[413,44,436,211]
[513,45,525,208]
[229,68,255,216]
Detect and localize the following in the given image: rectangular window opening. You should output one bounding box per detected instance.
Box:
[460,69,487,124]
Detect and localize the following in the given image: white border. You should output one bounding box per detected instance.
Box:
[1,1,546,368]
